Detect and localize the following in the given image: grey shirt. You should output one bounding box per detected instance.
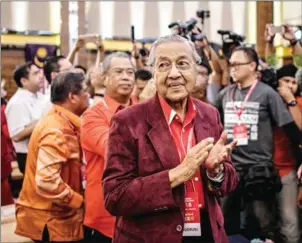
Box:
[215,81,293,168]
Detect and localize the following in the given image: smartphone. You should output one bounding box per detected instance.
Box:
[270,26,282,34]
[131,25,135,43]
[295,29,302,41]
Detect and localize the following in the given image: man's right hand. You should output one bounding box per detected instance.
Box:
[169,137,214,188]
[75,38,85,51]
[265,24,275,43]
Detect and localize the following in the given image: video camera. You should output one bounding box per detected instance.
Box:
[168,18,198,41]
[168,9,211,42]
[196,9,210,25]
[217,30,245,58]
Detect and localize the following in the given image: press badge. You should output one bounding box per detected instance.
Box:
[183,192,201,237]
[233,123,248,146]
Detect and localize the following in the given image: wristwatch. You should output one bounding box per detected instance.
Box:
[287,100,297,107]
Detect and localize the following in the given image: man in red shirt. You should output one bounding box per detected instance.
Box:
[102,35,238,243]
[81,52,137,243]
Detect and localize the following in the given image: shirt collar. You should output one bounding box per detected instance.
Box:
[103,95,137,113]
[158,93,196,126]
[18,88,38,99]
[53,104,81,130]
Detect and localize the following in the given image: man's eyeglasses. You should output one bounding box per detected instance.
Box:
[229,61,252,70]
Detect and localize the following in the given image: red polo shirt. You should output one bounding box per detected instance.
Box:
[158,94,204,208]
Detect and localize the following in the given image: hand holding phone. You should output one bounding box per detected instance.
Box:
[131,25,135,43]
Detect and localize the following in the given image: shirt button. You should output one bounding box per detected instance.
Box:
[199,204,203,208]
[194,177,199,181]
[176,116,179,120]
[176,225,183,232]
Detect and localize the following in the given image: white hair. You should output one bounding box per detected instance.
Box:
[147,34,201,66]
[101,51,134,74]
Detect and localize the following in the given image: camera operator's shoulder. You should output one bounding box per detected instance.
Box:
[258,81,279,96]
[219,83,236,97]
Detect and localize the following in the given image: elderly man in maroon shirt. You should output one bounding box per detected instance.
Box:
[103,35,238,243]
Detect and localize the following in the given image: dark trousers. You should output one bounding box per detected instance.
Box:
[84,227,112,243]
[182,210,214,243]
[16,153,27,174]
[221,171,276,241]
[33,226,85,243]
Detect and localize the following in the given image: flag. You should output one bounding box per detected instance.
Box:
[25,44,58,68]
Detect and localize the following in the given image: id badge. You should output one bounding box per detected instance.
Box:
[233,123,248,146]
[183,192,202,237]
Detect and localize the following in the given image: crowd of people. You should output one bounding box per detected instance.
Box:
[1,23,302,243]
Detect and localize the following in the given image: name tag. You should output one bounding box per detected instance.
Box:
[233,123,248,146]
[183,192,201,237]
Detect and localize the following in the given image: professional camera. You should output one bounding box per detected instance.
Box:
[217,30,245,58]
[168,18,197,41]
[259,67,278,90]
[196,9,210,25]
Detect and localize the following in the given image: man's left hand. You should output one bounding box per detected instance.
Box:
[205,131,237,176]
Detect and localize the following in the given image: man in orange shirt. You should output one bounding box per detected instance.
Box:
[81,52,137,243]
[15,72,90,243]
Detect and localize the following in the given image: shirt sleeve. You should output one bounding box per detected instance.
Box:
[35,128,83,209]
[267,87,293,127]
[81,107,109,157]
[5,101,32,137]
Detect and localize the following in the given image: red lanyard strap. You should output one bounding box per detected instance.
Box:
[232,81,258,119]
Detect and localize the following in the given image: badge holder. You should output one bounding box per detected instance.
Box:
[233,119,248,146]
[183,181,202,237]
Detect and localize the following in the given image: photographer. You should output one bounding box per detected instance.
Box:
[265,24,302,68]
[273,64,302,243]
[215,46,301,242]
[131,42,150,70]
[193,31,230,105]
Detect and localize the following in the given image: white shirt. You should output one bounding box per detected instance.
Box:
[5,88,44,153]
[41,86,52,116]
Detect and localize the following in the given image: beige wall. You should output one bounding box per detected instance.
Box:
[1,1,51,31]
[1,1,301,44]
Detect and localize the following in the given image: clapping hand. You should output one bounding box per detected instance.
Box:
[205,131,237,176]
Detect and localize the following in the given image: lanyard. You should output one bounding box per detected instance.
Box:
[175,124,197,193]
[232,81,258,120]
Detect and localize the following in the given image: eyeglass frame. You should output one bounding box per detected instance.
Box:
[229,61,252,70]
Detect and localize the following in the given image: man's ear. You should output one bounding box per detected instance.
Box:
[51,72,58,81]
[103,75,108,87]
[20,77,28,87]
[68,92,77,104]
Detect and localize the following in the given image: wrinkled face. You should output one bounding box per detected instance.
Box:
[104,57,135,98]
[153,42,197,103]
[230,51,256,83]
[23,65,42,92]
[279,76,298,95]
[191,65,208,101]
